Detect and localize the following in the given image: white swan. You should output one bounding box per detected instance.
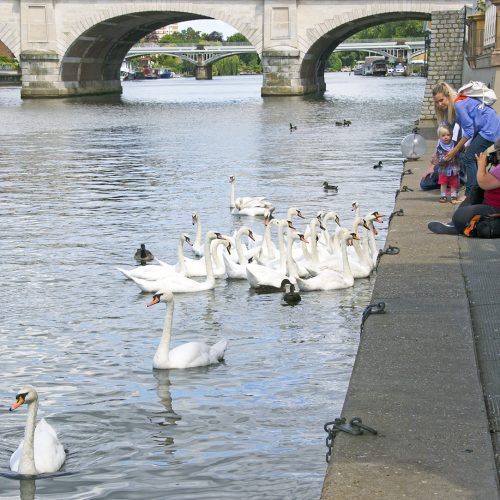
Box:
[223,226,256,279]
[229,176,275,216]
[129,232,230,293]
[229,175,273,209]
[147,289,227,369]
[9,385,66,475]
[364,211,384,265]
[191,212,204,257]
[246,231,306,291]
[116,233,192,280]
[296,228,356,291]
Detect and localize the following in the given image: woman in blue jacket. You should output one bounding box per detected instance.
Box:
[432,81,500,203]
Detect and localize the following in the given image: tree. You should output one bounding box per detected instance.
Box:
[205,31,224,42]
[350,20,424,40]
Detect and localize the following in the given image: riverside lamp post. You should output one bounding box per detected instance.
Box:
[422,22,431,77]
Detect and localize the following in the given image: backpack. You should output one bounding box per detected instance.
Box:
[464,213,500,238]
[458,81,497,108]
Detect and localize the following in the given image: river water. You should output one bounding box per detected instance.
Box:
[0,73,425,499]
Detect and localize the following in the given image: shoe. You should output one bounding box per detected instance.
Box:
[459,195,471,207]
[428,221,458,235]
[450,196,458,204]
[439,195,447,203]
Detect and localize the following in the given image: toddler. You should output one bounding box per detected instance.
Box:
[430,125,461,203]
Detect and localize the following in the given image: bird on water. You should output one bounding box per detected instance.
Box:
[289,123,297,131]
[323,181,338,192]
[134,243,154,263]
[373,161,383,169]
[281,279,301,306]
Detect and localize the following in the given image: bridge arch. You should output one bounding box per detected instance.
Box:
[299,11,430,94]
[58,4,262,90]
[0,24,21,60]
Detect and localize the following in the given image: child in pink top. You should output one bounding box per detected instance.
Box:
[430,125,461,204]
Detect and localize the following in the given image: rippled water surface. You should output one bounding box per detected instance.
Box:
[0,74,424,499]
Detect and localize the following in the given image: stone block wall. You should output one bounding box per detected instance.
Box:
[420,9,466,121]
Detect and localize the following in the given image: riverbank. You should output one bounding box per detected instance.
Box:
[321,125,500,499]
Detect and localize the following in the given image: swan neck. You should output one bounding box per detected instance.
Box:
[155,301,174,365]
[286,234,299,278]
[230,182,236,208]
[263,222,275,260]
[235,233,246,264]
[340,240,353,281]
[194,218,202,248]
[204,237,216,284]
[19,400,38,475]
[278,225,286,269]
[177,238,187,274]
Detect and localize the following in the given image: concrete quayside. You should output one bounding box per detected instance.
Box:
[321,127,500,499]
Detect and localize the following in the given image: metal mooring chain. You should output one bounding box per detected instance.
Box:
[360,301,386,335]
[324,417,378,462]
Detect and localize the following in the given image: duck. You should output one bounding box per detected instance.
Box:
[322,182,338,192]
[147,289,227,369]
[281,279,301,305]
[289,123,297,131]
[134,243,154,263]
[9,385,66,475]
[373,161,383,169]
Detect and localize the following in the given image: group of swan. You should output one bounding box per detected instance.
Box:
[117,203,382,295]
[6,199,382,478]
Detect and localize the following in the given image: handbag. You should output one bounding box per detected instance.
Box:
[464,213,500,238]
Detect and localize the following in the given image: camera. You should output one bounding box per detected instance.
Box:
[487,151,499,166]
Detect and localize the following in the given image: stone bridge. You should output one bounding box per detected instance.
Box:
[0,0,467,99]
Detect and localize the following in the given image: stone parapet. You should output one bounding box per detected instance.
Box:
[420,9,466,121]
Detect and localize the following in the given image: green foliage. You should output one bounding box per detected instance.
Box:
[327,52,342,72]
[350,20,425,40]
[0,56,18,68]
[151,31,261,75]
[213,55,240,76]
[159,28,205,44]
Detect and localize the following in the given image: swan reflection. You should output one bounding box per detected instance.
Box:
[152,370,181,427]
[20,477,36,500]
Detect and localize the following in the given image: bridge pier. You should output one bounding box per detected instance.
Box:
[20,50,121,98]
[195,65,212,80]
[261,48,312,96]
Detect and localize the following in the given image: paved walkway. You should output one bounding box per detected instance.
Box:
[321,126,500,499]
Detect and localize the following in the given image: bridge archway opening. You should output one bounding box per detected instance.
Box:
[301,13,430,93]
[60,11,225,84]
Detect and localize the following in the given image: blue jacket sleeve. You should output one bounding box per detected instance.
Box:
[454,100,474,140]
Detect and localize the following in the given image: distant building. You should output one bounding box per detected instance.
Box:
[0,41,14,58]
[155,24,179,38]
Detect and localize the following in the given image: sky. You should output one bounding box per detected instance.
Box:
[177,20,238,38]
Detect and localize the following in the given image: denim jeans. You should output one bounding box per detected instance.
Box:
[462,134,493,195]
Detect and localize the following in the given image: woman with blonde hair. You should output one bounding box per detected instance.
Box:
[432,81,457,125]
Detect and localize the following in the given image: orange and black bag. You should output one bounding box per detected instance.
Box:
[464,213,500,238]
